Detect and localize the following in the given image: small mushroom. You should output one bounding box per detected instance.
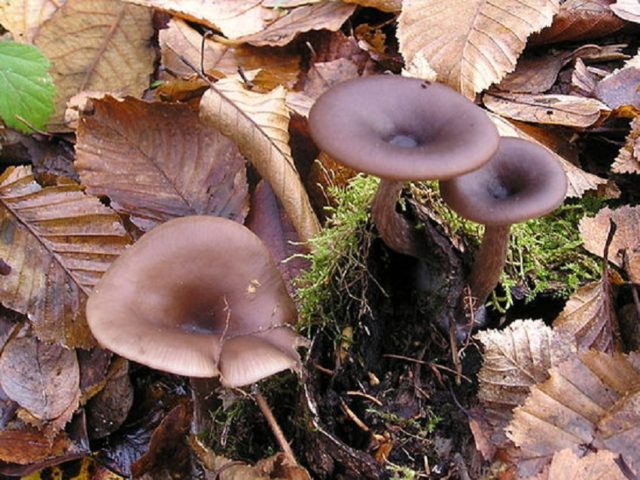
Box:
[86,215,306,388]
[439,137,568,306]
[309,75,499,256]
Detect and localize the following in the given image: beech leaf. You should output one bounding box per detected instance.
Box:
[0,428,71,465]
[579,206,640,283]
[0,336,79,421]
[0,0,62,43]
[534,449,628,480]
[75,96,249,232]
[612,116,640,174]
[397,0,559,98]
[0,165,131,348]
[199,78,320,244]
[33,0,155,131]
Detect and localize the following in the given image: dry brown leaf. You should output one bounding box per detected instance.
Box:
[200,78,320,244]
[534,449,627,480]
[571,58,599,97]
[343,0,401,12]
[160,19,301,90]
[507,351,640,476]
[595,390,640,475]
[553,276,621,354]
[302,58,360,100]
[236,1,356,47]
[397,0,559,98]
[489,113,611,198]
[125,0,268,39]
[476,320,575,440]
[611,0,640,23]
[579,206,640,283]
[0,336,79,421]
[484,91,610,128]
[75,96,249,232]
[531,0,626,45]
[0,0,62,42]
[33,0,155,132]
[0,166,130,348]
[612,116,640,174]
[596,67,640,113]
[0,428,71,465]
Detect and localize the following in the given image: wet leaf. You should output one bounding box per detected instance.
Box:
[0,429,70,465]
[0,335,79,421]
[507,351,640,476]
[0,0,63,43]
[531,0,626,45]
[0,41,55,133]
[476,320,575,440]
[484,91,609,128]
[612,116,640,174]
[75,96,249,232]
[236,1,356,47]
[534,449,628,480]
[579,206,640,283]
[78,347,111,400]
[611,0,640,23]
[553,275,621,354]
[397,0,559,98]
[33,0,155,131]
[595,67,640,112]
[0,166,131,348]
[199,78,320,243]
[489,113,611,198]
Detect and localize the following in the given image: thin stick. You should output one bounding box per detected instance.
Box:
[253,388,297,465]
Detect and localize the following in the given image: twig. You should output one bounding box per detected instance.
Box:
[339,398,370,432]
[200,30,214,76]
[448,312,462,385]
[346,390,383,406]
[253,387,297,465]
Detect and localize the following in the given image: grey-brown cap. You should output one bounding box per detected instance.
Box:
[308,75,500,180]
[439,137,568,226]
[86,216,303,386]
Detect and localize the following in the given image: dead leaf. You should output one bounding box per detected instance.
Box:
[484,91,610,128]
[507,351,640,476]
[0,428,70,465]
[612,116,640,174]
[476,319,575,442]
[0,335,79,421]
[236,2,356,47]
[489,113,611,198]
[531,0,626,45]
[397,0,559,98]
[534,449,628,480]
[302,58,360,100]
[124,0,267,39]
[579,206,640,283]
[571,58,599,96]
[33,0,155,132]
[553,274,621,354]
[343,0,401,12]
[0,0,62,43]
[0,166,131,347]
[160,19,301,90]
[595,67,640,112]
[199,78,320,244]
[75,96,249,232]
[611,0,640,23]
[78,347,112,400]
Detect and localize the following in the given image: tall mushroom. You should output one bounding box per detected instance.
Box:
[86,216,307,458]
[309,75,500,256]
[439,137,568,307]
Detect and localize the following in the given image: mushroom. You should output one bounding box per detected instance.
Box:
[439,137,568,307]
[309,75,500,256]
[86,215,305,388]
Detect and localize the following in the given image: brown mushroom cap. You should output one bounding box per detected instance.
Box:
[439,137,568,226]
[308,75,500,180]
[86,216,301,383]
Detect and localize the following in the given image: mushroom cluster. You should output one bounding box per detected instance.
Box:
[309,75,568,325]
[86,215,306,388]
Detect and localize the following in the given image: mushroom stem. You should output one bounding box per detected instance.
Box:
[371,179,423,257]
[190,377,221,434]
[253,388,297,465]
[467,224,511,306]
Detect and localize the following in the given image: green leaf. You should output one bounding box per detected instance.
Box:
[0,41,55,133]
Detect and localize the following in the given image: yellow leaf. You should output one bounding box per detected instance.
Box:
[33,0,155,131]
[0,166,131,347]
[200,78,320,244]
[397,0,559,98]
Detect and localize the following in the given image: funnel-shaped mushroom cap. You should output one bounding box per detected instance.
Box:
[308,75,500,180]
[440,137,568,226]
[87,216,302,384]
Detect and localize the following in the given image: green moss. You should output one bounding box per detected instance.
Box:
[296,174,379,333]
